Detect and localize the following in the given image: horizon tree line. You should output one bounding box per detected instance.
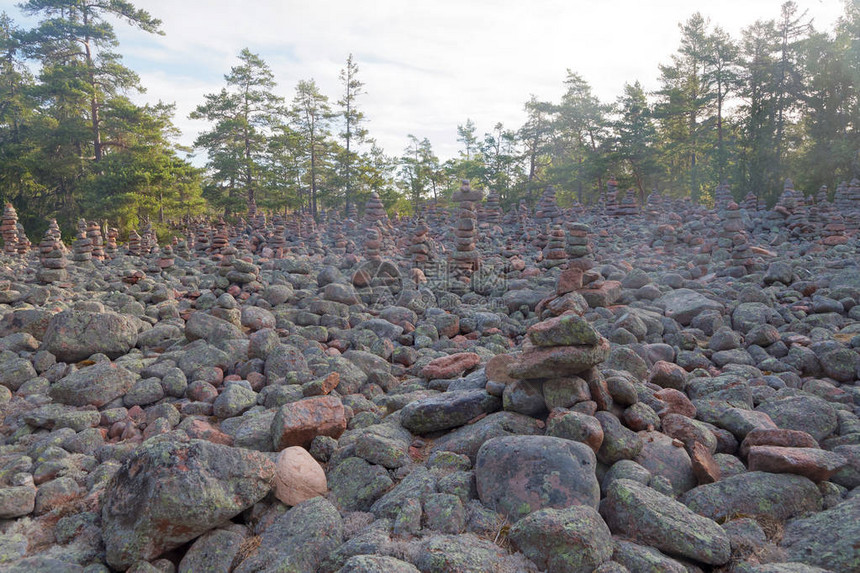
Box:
[0,0,857,239]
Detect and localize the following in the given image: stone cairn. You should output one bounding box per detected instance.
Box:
[652,223,678,254]
[741,192,759,213]
[604,178,620,216]
[484,191,502,225]
[15,223,30,256]
[489,310,611,420]
[534,186,562,225]
[565,222,593,269]
[105,228,118,258]
[127,230,142,256]
[786,194,815,239]
[822,213,848,246]
[87,221,105,261]
[195,223,211,254]
[713,183,733,213]
[174,238,191,259]
[409,218,433,269]
[815,185,829,206]
[541,224,567,269]
[269,216,287,258]
[1,203,19,256]
[450,180,482,283]
[141,222,157,255]
[211,222,229,255]
[37,229,68,284]
[725,202,754,276]
[157,245,175,270]
[345,201,358,221]
[71,229,93,265]
[364,227,382,262]
[616,191,640,216]
[843,179,860,232]
[364,192,388,228]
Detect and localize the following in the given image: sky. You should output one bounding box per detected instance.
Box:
[0,0,847,165]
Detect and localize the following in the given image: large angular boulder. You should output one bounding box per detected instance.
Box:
[680,471,822,523]
[655,289,724,326]
[475,435,599,521]
[49,362,137,407]
[600,479,730,566]
[101,438,274,570]
[234,497,343,573]
[271,396,346,450]
[400,389,501,434]
[509,505,613,572]
[41,310,139,361]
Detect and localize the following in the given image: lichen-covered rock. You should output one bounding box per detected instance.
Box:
[680,471,822,522]
[415,533,536,573]
[49,362,137,407]
[42,310,139,361]
[509,505,614,573]
[329,457,393,512]
[178,527,246,573]
[755,395,838,442]
[234,497,343,573]
[475,435,600,522]
[400,389,501,435]
[600,479,730,566]
[336,555,420,573]
[101,438,275,570]
[507,338,610,379]
[780,496,860,572]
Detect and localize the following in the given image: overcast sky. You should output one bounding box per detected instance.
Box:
[1,0,847,163]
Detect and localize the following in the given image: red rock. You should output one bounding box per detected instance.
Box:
[557,268,584,295]
[508,338,611,379]
[691,441,721,485]
[648,360,687,390]
[584,368,612,411]
[271,396,346,450]
[748,445,847,482]
[246,372,266,391]
[185,419,234,446]
[654,388,697,418]
[422,352,481,379]
[579,280,622,308]
[739,428,819,458]
[485,354,518,384]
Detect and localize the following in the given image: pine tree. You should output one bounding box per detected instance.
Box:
[191,48,283,213]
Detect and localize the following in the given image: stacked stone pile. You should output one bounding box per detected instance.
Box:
[540,224,567,269]
[364,192,388,228]
[105,228,119,258]
[71,230,93,265]
[604,178,620,216]
[484,191,501,225]
[450,180,482,281]
[534,186,562,225]
[127,229,142,256]
[36,229,68,283]
[409,218,433,268]
[492,312,611,419]
[1,203,19,256]
[616,191,639,216]
[87,221,105,261]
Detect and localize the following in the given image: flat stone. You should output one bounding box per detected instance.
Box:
[747,445,847,482]
[600,479,730,566]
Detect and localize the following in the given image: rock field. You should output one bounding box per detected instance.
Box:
[0,182,859,572]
